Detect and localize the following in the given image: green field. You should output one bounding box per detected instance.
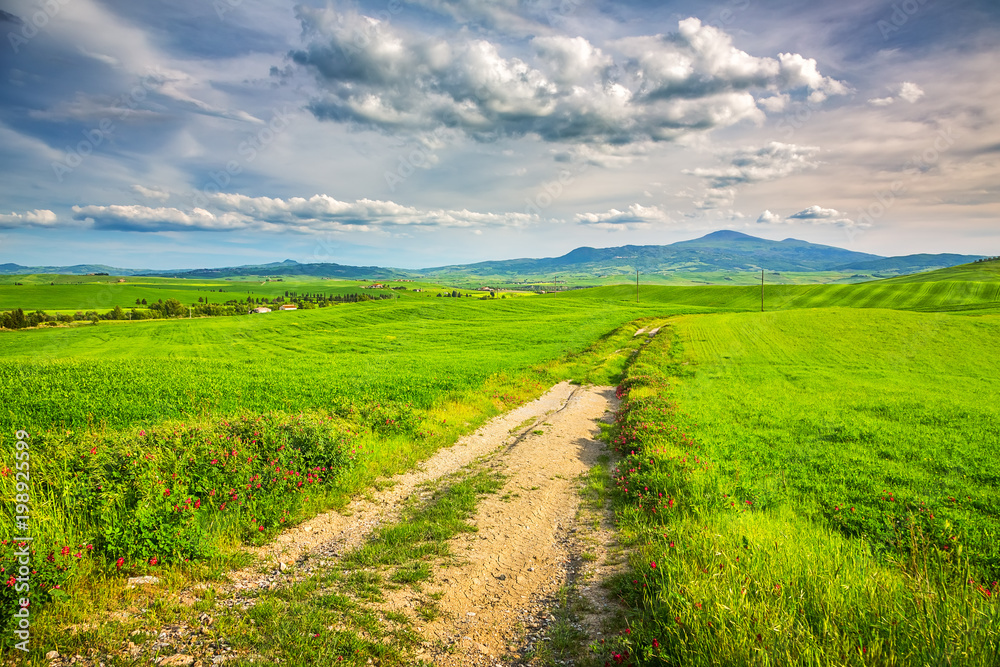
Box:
[599,305,1000,664]
[0,274,493,313]
[1,261,999,663]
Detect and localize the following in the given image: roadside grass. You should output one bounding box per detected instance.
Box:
[14,460,504,665]
[596,309,1000,665]
[215,461,506,665]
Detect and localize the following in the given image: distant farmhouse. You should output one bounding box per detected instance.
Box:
[251,307,271,314]
[278,304,298,311]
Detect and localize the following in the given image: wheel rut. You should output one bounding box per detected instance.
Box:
[406,384,618,666]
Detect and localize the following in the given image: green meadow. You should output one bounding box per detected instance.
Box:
[1,262,999,662]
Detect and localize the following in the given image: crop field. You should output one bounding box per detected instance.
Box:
[0,275,489,313]
[0,295,704,435]
[1,263,999,663]
[603,306,1000,665]
[557,276,1000,312]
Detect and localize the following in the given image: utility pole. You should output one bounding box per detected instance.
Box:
[636,269,639,303]
[761,269,764,312]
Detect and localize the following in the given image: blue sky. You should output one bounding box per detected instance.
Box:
[0,0,997,269]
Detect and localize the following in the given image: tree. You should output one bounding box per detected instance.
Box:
[141,298,147,305]
[162,298,185,317]
[136,298,141,305]
[110,305,125,320]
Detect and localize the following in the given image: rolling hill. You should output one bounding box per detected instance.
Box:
[1,231,986,281]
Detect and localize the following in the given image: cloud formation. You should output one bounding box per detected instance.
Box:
[575,203,671,230]
[71,195,538,233]
[0,209,59,229]
[787,205,860,228]
[685,142,820,189]
[756,209,783,224]
[869,81,925,106]
[291,11,847,145]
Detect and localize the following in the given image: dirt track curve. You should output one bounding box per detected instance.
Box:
[245,381,620,665]
[62,383,620,667]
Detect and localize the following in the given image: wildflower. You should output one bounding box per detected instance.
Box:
[116,557,124,569]
[149,557,158,566]
[650,561,657,569]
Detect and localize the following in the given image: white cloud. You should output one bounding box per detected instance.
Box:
[0,209,59,228]
[131,185,171,202]
[786,205,861,228]
[685,142,820,188]
[70,195,539,234]
[868,96,895,107]
[789,205,842,219]
[756,209,783,224]
[757,94,790,112]
[292,12,848,147]
[575,203,671,229]
[898,81,925,103]
[71,205,246,232]
[683,142,820,210]
[868,81,925,106]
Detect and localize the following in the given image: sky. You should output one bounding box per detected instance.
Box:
[0,0,998,270]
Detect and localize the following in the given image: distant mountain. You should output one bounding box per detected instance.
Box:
[0,262,151,275]
[831,253,984,273]
[416,230,888,276]
[151,259,406,279]
[2,232,985,280]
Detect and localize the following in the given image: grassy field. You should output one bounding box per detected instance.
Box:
[0,275,493,313]
[2,262,999,662]
[0,295,704,435]
[599,307,1000,665]
[556,276,1000,313]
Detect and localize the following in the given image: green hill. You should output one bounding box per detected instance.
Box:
[556,270,1000,313]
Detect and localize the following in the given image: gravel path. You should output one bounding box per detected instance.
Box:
[225,381,589,595]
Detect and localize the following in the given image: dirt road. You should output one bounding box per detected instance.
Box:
[85,383,620,667]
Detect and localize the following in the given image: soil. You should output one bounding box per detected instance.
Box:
[409,384,619,666]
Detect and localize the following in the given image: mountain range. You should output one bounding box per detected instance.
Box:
[0,231,984,279]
